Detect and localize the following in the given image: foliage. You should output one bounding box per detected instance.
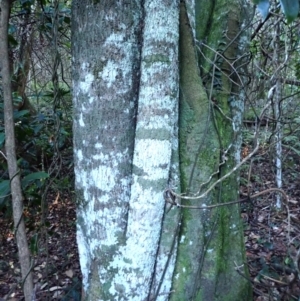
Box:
[0,100,73,206]
[253,0,270,20]
[253,0,300,23]
[0,0,72,211]
[0,171,49,205]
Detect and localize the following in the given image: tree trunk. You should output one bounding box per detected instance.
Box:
[72,0,252,300]
[72,1,140,299]
[9,2,36,114]
[0,1,34,300]
[170,1,252,300]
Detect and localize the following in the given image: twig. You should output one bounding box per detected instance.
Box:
[168,142,259,202]
[0,150,7,160]
[166,186,288,211]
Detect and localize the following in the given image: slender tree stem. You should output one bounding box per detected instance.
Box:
[0,1,33,300]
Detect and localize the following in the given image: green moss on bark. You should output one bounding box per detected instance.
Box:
[171,0,252,300]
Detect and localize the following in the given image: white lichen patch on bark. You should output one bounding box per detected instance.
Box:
[150,115,180,301]
[230,95,244,164]
[100,32,138,94]
[75,151,127,192]
[99,0,180,299]
[76,149,83,161]
[79,113,85,127]
[75,157,130,284]
[101,60,118,88]
[184,0,196,37]
[137,111,174,131]
[76,226,91,290]
[95,142,103,149]
[78,65,94,95]
[73,0,180,299]
[133,139,171,179]
[107,188,166,297]
[74,147,133,293]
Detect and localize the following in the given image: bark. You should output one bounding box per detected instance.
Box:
[72,1,141,299]
[0,1,34,300]
[73,0,179,299]
[116,0,179,299]
[149,117,181,301]
[9,5,36,114]
[72,0,253,300]
[170,1,252,300]
[273,24,283,209]
[170,3,221,299]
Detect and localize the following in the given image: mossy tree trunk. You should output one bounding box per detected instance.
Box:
[170,1,252,300]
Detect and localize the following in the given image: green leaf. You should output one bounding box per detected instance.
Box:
[0,180,10,204]
[8,34,18,47]
[63,16,71,24]
[280,0,299,23]
[284,256,292,265]
[13,110,30,119]
[282,144,300,156]
[0,133,5,148]
[254,0,270,20]
[21,172,49,189]
[8,24,17,34]
[29,233,39,255]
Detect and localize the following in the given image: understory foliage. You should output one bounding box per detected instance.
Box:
[1,0,300,300]
[253,0,299,23]
[0,0,75,299]
[0,0,72,210]
[246,0,300,203]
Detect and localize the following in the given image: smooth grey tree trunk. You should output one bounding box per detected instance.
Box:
[72,1,141,299]
[72,0,178,300]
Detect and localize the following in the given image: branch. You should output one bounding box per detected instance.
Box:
[166,187,288,210]
[168,142,259,202]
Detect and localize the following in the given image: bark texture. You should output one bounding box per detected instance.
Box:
[72,0,252,300]
[170,1,252,300]
[72,0,179,299]
[72,1,141,299]
[115,0,179,299]
[0,1,34,300]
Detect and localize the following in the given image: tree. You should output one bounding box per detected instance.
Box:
[0,1,72,299]
[0,1,34,300]
[72,0,252,300]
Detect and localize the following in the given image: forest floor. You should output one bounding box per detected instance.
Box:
[0,146,300,300]
[241,145,300,301]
